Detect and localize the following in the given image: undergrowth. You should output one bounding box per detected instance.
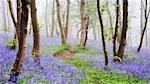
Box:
[65,57,148,84]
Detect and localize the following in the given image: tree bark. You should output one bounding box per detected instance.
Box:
[80,0,89,46]
[7,0,17,50]
[65,0,70,39]
[137,0,150,52]
[30,0,40,66]
[7,0,17,27]
[16,0,21,42]
[56,0,66,44]
[97,0,108,66]
[10,0,29,81]
[117,0,128,60]
[51,0,55,37]
[113,0,119,57]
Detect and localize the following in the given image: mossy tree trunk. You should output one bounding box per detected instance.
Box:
[10,0,29,82]
[30,0,40,66]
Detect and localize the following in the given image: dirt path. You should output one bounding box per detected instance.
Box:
[54,45,75,60]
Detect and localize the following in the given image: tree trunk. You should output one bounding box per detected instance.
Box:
[30,0,40,66]
[113,0,119,57]
[51,0,55,37]
[7,0,17,50]
[8,0,17,27]
[117,0,128,60]
[137,0,150,52]
[80,0,89,46]
[65,0,70,39]
[97,0,108,66]
[16,0,21,42]
[56,0,66,44]
[10,0,29,82]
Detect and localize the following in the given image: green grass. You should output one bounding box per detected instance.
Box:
[41,44,69,55]
[73,45,100,54]
[40,44,148,84]
[41,44,99,55]
[65,57,147,84]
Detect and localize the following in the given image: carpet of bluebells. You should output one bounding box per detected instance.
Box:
[0,32,150,83]
[0,33,85,84]
[84,40,150,80]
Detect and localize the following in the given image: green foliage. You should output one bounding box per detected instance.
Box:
[31,51,36,56]
[65,57,146,84]
[104,26,113,41]
[41,44,69,55]
[73,45,99,54]
[100,4,107,14]
[6,38,17,47]
[41,44,99,56]
[17,75,31,84]
[53,44,69,55]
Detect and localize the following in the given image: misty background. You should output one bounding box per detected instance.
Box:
[0,0,150,47]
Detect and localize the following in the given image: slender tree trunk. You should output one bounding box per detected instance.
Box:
[137,0,150,52]
[56,0,66,44]
[97,0,108,66]
[10,0,29,82]
[117,0,128,60]
[80,0,89,46]
[51,0,55,37]
[113,0,119,57]
[65,0,70,39]
[30,0,41,66]
[7,0,17,49]
[8,0,17,27]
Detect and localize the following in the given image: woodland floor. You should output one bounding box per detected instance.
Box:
[0,33,150,84]
[54,45,75,60]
